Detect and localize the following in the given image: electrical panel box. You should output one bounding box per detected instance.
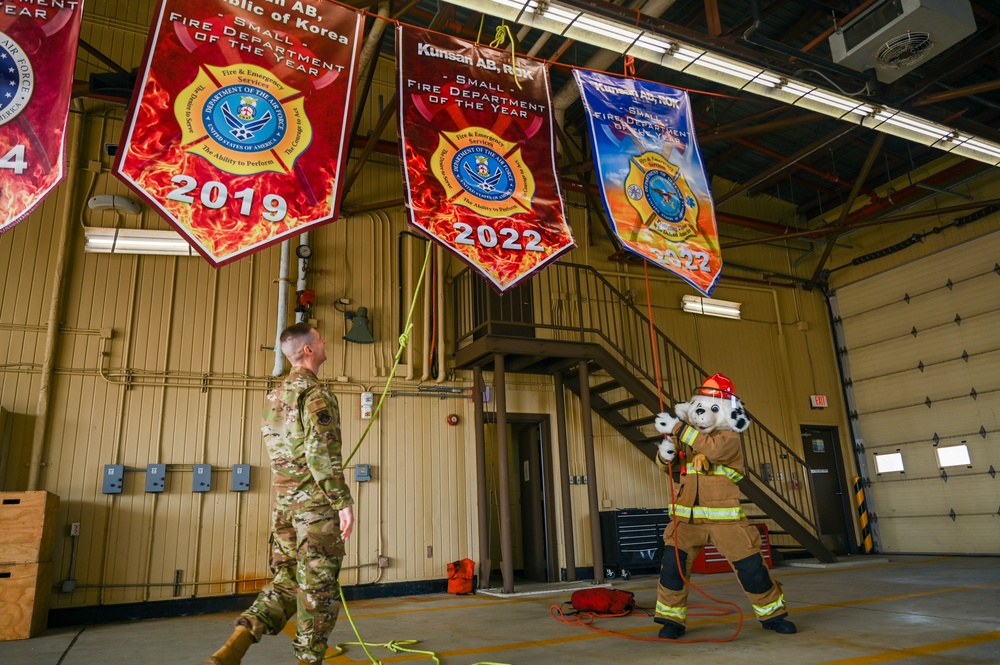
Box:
[231,464,251,491]
[192,464,212,492]
[102,464,124,494]
[145,464,166,493]
[355,464,371,482]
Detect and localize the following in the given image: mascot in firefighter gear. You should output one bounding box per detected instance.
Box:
[653,373,796,639]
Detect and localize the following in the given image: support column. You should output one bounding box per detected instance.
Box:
[473,366,491,588]
[554,373,576,581]
[578,361,604,583]
[494,354,514,593]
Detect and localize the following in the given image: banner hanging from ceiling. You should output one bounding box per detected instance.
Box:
[0,0,84,235]
[115,0,364,267]
[573,69,721,297]
[397,25,574,292]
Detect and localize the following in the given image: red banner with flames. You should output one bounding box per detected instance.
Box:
[115,0,363,267]
[0,0,83,235]
[397,26,574,292]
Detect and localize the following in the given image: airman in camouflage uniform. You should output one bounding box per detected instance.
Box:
[204,323,354,665]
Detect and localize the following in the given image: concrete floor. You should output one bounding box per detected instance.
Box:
[3,555,999,665]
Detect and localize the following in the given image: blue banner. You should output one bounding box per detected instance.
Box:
[573,69,721,296]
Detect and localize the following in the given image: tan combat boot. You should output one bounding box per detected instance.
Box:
[204,624,254,665]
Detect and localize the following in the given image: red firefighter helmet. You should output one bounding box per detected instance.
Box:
[694,373,738,400]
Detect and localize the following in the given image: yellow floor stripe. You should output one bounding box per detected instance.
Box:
[324,580,1000,663]
[267,557,989,664]
[816,629,1000,665]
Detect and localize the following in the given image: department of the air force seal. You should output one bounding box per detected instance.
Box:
[0,32,33,126]
[625,152,699,243]
[430,127,535,219]
[175,64,311,175]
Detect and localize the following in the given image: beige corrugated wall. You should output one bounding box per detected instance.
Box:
[19,0,1000,609]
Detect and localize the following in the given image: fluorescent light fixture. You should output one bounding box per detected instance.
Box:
[681,295,741,319]
[874,452,905,474]
[83,227,196,256]
[936,444,971,468]
[453,0,1000,166]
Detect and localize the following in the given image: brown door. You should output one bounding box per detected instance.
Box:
[801,426,853,555]
[517,423,548,582]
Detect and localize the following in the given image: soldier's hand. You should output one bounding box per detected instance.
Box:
[339,505,354,540]
[692,453,710,473]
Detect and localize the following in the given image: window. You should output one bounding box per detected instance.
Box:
[874,452,905,474]
[936,444,971,468]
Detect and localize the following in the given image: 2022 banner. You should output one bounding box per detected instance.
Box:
[574,69,722,297]
[397,26,574,292]
[0,0,84,234]
[115,0,363,266]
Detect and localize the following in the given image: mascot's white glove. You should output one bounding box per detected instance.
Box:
[657,437,677,463]
[654,411,679,435]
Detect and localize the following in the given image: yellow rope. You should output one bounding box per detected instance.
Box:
[489,23,523,90]
[333,242,510,665]
[343,242,430,467]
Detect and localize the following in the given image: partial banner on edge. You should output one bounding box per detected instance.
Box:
[573,69,721,297]
[0,0,84,234]
[397,25,574,292]
[114,0,364,267]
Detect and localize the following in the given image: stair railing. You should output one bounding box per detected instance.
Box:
[454,262,823,536]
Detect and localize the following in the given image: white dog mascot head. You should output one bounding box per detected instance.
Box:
[674,373,750,434]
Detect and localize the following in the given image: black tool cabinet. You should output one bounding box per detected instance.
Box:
[599,508,670,579]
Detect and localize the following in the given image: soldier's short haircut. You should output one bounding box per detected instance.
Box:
[279,322,316,363]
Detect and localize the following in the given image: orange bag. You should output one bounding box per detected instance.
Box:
[447,558,475,595]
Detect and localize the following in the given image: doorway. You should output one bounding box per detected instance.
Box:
[800,425,855,555]
[485,415,557,584]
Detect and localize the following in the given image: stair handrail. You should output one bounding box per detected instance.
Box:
[453,262,823,536]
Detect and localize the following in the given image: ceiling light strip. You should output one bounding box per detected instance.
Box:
[453,0,1000,166]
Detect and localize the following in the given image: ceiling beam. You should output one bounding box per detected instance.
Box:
[913,79,1000,107]
[716,126,858,204]
[723,196,1000,249]
[806,133,886,289]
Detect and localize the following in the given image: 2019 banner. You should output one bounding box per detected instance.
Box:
[573,69,721,297]
[397,25,574,292]
[0,0,84,234]
[115,0,364,267]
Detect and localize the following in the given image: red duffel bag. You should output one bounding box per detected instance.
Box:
[447,558,475,595]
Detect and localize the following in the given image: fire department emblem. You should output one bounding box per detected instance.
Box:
[175,64,311,176]
[430,127,534,219]
[0,32,33,126]
[625,152,699,243]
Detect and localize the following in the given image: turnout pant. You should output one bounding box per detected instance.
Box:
[655,519,788,627]
[242,502,344,663]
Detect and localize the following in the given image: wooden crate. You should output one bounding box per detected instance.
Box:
[0,491,59,564]
[0,562,53,640]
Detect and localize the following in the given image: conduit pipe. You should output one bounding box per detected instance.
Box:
[357,2,390,79]
[28,110,82,491]
[295,232,310,324]
[404,232,415,379]
[420,247,433,382]
[435,245,446,383]
[273,240,291,376]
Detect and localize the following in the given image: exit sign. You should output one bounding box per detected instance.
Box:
[810,394,828,408]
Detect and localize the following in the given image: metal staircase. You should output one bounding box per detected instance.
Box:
[453,262,837,563]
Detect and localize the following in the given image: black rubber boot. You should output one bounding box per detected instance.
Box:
[657,620,686,639]
[762,617,797,634]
